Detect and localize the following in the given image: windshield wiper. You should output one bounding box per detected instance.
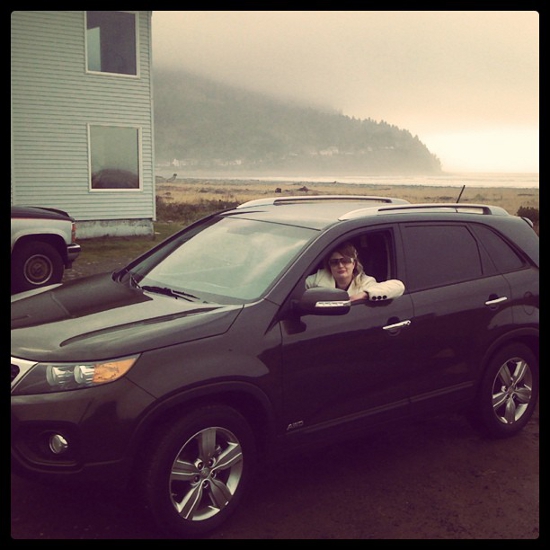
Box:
[139,285,199,302]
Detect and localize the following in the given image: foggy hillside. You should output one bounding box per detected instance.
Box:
[153,68,443,175]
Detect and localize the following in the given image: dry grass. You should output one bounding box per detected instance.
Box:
[157,178,539,217]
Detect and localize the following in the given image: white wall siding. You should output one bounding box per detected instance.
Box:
[11,11,155,236]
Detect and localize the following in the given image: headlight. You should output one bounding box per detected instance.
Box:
[11,355,140,395]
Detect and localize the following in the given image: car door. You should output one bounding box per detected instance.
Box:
[278,228,415,442]
[399,221,514,414]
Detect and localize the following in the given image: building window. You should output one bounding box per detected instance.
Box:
[86,11,138,76]
[89,125,141,190]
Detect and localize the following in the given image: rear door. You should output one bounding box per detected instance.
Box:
[399,222,513,414]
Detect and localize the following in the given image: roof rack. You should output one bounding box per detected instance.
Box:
[340,203,510,220]
[237,195,411,208]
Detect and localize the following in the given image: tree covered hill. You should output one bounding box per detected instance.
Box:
[153,68,443,175]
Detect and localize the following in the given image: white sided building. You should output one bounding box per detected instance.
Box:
[11,10,156,238]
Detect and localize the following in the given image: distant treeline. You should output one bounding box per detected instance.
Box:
[153,68,443,175]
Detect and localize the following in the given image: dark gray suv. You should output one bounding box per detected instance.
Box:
[11,195,539,537]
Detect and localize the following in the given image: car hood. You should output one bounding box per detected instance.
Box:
[11,273,243,362]
[11,205,73,221]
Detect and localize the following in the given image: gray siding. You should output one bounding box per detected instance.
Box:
[11,11,155,234]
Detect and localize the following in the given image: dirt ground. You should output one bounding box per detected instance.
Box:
[12,249,539,540]
[11,409,539,539]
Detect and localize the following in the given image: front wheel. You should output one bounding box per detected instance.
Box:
[11,240,64,293]
[139,405,256,538]
[470,343,538,438]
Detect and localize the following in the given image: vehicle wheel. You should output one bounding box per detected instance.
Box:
[11,241,64,292]
[139,405,256,538]
[470,343,538,438]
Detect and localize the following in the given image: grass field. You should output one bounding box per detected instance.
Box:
[157,178,539,218]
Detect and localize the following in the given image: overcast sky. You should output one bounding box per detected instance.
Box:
[152,11,539,173]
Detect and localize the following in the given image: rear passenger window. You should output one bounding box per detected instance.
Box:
[401,224,482,291]
[471,224,526,273]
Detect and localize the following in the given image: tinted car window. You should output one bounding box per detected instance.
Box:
[401,224,482,291]
[471,224,526,273]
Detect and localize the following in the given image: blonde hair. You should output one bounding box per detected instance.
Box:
[324,241,364,276]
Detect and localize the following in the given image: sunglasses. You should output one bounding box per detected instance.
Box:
[328,257,354,267]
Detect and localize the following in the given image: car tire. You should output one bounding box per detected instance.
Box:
[470,343,538,439]
[139,404,257,538]
[11,240,64,293]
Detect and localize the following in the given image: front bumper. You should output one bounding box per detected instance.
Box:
[66,243,81,265]
[11,374,155,484]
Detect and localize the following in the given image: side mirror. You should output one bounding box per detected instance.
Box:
[296,287,351,316]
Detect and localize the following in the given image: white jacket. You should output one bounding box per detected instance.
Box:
[305,269,405,301]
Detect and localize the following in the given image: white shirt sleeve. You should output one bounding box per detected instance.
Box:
[353,273,405,300]
[306,269,405,300]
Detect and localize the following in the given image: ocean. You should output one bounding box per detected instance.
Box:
[156,170,539,189]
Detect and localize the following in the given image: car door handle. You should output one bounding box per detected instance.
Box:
[382,319,411,331]
[485,296,508,306]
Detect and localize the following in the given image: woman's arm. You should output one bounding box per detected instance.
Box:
[350,274,405,301]
[362,279,405,301]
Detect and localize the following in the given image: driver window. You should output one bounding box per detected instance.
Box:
[304,229,397,289]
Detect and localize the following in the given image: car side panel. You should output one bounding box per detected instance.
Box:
[11,218,71,252]
[405,276,514,413]
[280,293,415,436]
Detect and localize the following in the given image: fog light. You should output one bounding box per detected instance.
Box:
[49,433,69,455]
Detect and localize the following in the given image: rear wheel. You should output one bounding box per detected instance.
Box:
[139,405,256,538]
[471,343,538,438]
[11,241,64,292]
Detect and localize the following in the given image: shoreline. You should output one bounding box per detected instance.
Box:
[167,177,539,191]
[155,172,539,190]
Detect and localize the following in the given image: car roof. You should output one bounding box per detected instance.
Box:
[228,195,410,229]
[225,195,513,230]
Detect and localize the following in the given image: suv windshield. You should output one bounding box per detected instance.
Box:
[131,216,316,302]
